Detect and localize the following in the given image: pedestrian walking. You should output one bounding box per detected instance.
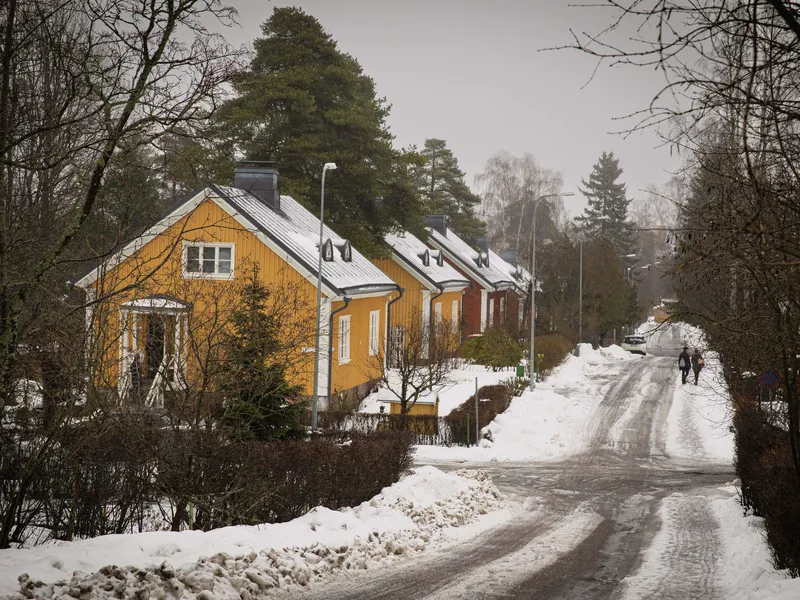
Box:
[691,348,705,385]
[678,346,691,385]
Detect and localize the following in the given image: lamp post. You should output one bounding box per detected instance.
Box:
[529,192,573,391]
[311,162,337,431]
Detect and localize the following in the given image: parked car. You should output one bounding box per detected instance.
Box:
[621,334,647,355]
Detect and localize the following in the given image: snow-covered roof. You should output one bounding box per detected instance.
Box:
[384,231,469,290]
[426,228,515,291]
[75,185,398,298]
[210,186,397,296]
[488,250,530,295]
[122,296,191,311]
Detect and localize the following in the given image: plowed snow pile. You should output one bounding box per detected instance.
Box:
[1,467,504,599]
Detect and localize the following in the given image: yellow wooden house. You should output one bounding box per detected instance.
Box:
[74,163,398,410]
[370,230,468,416]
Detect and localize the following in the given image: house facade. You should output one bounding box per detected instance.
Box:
[423,216,517,337]
[75,164,398,410]
[372,230,470,349]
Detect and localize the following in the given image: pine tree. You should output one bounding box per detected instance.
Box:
[578,152,635,259]
[217,270,306,441]
[214,7,421,256]
[415,139,485,239]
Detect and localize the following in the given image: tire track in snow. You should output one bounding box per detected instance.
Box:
[619,492,722,600]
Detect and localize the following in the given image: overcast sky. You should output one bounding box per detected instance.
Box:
[224,0,680,216]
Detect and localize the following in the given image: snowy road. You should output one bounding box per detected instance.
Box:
[284,346,737,599]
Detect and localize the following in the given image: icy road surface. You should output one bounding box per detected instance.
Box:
[285,331,739,599]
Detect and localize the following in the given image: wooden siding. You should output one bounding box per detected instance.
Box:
[330,294,387,394]
[92,197,385,397]
[389,399,438,416]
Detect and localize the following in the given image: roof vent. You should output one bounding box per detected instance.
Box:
[431,249,444,267]
[335,240,352,262]
[424,215,448,236]
[321,239,334,262]
[234,160,280,212]
[417,249,430,267]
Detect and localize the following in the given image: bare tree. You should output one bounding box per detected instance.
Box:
[373,310,459,418]
[475,151,564,262]
[0,0,244,411]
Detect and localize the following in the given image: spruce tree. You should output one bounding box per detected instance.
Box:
[217,271,306,441]
[415,138,485,239]
[578,151,635,259]
[214,7,421,256]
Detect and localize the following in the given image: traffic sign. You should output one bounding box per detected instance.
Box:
[758,368,781,388]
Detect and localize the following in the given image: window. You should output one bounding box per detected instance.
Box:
[338,315,351,364]
[452,300,459,332]
[184,243,234,278]
[434,302,442,327]
[488,298,495,328]
[500,297,506,325]
[369,310,380,356]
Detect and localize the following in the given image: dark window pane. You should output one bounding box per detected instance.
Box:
[203,247,216,260]
[186,246,200,272]
[218,260,231,274]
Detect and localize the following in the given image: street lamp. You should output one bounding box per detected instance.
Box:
[311,162,337,431]
[530,192,574,391]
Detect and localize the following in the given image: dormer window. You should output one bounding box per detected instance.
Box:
[418,249,430,266]
[321,239,334,262]
[335,240,352,262]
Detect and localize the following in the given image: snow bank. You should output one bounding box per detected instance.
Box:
[415,344,637,463]
[712,486,800,600]
[666,350,734,463]
[1,467,505,599]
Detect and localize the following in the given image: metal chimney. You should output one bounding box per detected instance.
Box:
[234,160,280,211]
[424,215,448,236]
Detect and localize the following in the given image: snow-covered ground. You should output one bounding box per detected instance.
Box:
[619,485,800,600]
[415,343,639,462]
[359,364,518,416]
[0,467,508,599]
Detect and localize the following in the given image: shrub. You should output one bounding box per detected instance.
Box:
[461,328,523,371]
[445,384,513,446]
[1,417,414,542]
[533,334,574,376]
[734,399,800,575]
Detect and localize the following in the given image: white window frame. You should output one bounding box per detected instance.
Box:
[182,242,235,279]
[488,298,495,328]
[451,299,459,332]
[369,310,380,356]
[338,315,351,364]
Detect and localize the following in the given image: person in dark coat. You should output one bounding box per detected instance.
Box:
[678,346,691,385]
[691,348,705,385]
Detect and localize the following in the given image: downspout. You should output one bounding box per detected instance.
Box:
[429,285,445,342]
[327,296,352,405]
[462,280,474,338]
[386,286,405,364]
